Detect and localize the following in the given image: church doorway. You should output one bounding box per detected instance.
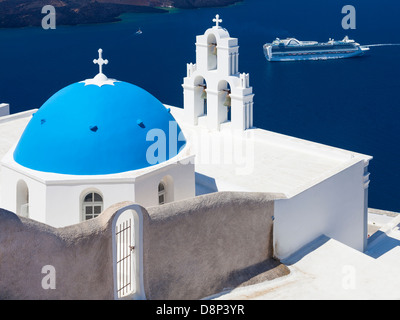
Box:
[112,206,145,300]
[114,209,136,298]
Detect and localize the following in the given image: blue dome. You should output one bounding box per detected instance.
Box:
[14,80,186,175]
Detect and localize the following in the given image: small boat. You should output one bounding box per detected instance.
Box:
[135,28,143,35]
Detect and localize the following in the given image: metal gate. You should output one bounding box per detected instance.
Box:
[115,211,135,298]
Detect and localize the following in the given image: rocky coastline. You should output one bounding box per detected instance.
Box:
[0,0,242,28]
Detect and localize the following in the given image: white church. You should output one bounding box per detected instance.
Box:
[3,15,396,301]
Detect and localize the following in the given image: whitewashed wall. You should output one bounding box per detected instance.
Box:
[1,165,47,223]
[273,160,368,260]
[1,154,196,228]
[134,159,195,208]
[44,183,135,227]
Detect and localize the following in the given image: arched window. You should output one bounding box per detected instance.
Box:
[158,176,174,205]
[82,191,103,220]
[158,182,166,205]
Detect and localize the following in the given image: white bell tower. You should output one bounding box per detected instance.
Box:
[182,14,254,131]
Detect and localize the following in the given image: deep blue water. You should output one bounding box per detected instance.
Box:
[0,0,399,211]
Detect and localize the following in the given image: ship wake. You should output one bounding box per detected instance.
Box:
[362,43,400,48]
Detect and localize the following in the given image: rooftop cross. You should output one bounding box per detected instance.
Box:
[81,48,118,87]
[213,14,222,28]
[93,48,108,75]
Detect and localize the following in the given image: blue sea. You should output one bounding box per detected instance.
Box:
[0,0,399,211]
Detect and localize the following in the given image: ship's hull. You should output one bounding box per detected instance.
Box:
[264,46,368,62]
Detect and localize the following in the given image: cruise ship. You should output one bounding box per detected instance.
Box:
[263,36,369,62]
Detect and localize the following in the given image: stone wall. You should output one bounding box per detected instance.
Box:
[143,192,281,299]
[0,192,282,300]
[0,202,126,299]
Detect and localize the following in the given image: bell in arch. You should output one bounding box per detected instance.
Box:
[211,43,217,56]
[201,88,207,100]
[223,93,231,107]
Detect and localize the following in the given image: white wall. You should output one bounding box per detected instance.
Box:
[1,164,138,227]
[45,182,136,227]
[274,160,367,260]
[134,160,195,208]
[1,152,195,228]
[1,166,47,223]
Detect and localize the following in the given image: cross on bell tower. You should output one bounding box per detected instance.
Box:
[93,48,108,75]
[213,14,222,28]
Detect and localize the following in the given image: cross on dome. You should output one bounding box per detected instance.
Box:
[81,48,118,87]
[93,48,108,75]
[213,14,222,28]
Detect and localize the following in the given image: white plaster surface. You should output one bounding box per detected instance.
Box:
[273,159,367,259]
[213,214,400,300]
[170,106,371,198]
[171,102,372,258]
[0,110,36,203]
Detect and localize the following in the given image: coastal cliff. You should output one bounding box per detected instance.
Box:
[0,0,242,28]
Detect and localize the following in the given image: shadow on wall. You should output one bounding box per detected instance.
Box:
[0,192,288,300]
[280,235,331,266]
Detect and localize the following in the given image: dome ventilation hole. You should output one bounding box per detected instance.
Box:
[137,119,145,128]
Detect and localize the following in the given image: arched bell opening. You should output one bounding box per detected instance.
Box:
[194,76,208,117]
[218,80,232,123]
[207,34,218,71]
